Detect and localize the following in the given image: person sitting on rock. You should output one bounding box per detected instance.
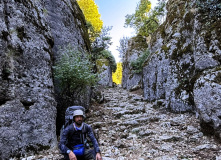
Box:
[59,109,102,160]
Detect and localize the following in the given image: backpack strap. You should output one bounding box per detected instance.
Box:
[72,123,88,144]
[81,123,88,145]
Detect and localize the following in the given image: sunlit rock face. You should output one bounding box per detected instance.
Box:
[122,35,148,91]
[96,59,113,87]
[0,0,90,159]
[143,0,221,139]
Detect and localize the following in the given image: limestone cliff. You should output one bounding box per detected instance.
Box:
[122,35,148,90]
[96,59,113,87]
[122,0,221,140]
[44,0,91,136]
[142,0,221,139]
[0,0,90,159]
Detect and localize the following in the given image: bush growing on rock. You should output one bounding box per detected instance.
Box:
[53,45,98,92]
[130,49,150,73]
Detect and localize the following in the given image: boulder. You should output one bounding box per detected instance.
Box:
[194,68,221,139]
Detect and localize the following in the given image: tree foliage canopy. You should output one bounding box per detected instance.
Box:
[77,0,103,42]
[112,62,122,85]
[117,36,129,61]
[125,0,166,37]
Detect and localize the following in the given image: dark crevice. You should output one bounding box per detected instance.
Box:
[0,100,7,106]
[1,31,9,41]
[3,0,10,32]
[2,66,11,80]
[200,121,215,136]
[21,101,35,110]
[16,26,26,41]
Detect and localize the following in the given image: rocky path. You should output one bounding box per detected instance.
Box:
[12,87,221,160]
[87,87,221,160]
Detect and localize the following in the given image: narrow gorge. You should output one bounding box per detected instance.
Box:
[0,0,220,159]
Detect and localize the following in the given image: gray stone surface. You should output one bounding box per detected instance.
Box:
[194,68,221,139]
[8,87,221,159]
[122,36,147,90]
[44,0,91,135]
[96,59,113,87]
[0,0,90,159]
[141,0,221,137]
[0,0,57,159]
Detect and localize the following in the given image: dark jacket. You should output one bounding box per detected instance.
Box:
[59,122,100,154]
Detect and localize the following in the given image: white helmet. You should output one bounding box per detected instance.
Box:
[73,110,85,118]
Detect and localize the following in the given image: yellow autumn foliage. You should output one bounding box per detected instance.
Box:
[112,62,122,85]
[77,0,103,42]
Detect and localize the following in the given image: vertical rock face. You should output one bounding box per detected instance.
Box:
[122,36,148,90]
[45,0,90,53]
[96,59,113,87]
[0,0,90,159]
[143,0,221,139]
[194,68,221,138]
[0,0,56,159]
[44,0,91,135]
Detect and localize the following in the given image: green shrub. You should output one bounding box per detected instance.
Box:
[53,45,98,92]
[130,49,150,74]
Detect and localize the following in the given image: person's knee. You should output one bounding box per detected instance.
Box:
[84,149,95,160]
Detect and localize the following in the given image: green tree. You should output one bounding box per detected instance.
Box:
[99,50,116,72]
[125,0,166,37]
[91,26,112,54]
[117,36,129,61]
[125,0,151,36]
[91,26,116,72]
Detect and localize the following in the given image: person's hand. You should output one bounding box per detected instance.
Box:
[69,151,77,160]
[96,152,102,160]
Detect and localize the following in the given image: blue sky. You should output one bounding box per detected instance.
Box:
[94,0,158,62]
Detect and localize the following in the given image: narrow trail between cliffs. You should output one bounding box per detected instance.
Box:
[87,87,221,160]
[16,87,221,160]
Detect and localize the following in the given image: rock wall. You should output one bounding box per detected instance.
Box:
[0,0,90,159]
[143,0,221,139]
[44,0,91,135]
[122,35,148,90]
[96,59,113,87]
[0,0,56,159]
